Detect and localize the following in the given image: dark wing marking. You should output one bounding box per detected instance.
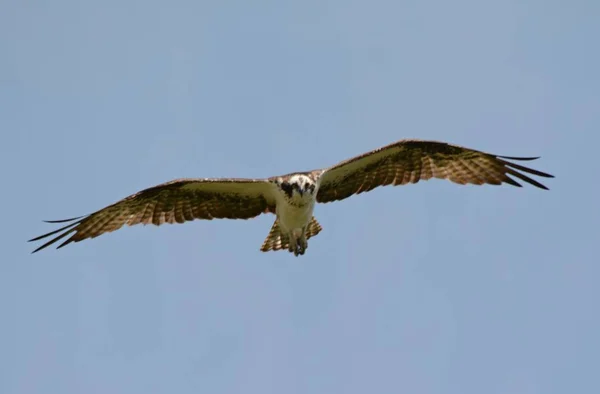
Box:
[29,178,277,253]
[316,139,554,203]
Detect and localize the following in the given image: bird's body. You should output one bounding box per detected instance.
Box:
[29,139,554,256]
[270,173,320,255]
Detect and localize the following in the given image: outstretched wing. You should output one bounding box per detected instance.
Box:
[316,139,554,204]
[29,178,278,253]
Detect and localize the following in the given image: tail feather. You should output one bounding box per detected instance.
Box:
[260,217,322,253]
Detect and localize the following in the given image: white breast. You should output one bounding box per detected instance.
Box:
[274,193,316,233]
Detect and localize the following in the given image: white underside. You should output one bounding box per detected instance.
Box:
[270,175,321,245]
[272,185,316,237]
[276,199,315,236]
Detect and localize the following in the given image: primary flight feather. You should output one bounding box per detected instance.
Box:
[29,139,554,256]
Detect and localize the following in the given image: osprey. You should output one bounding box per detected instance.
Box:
[29,139,553,256]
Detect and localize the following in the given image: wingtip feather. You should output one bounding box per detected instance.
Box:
[496,155,540,161]
[43,216,86,224]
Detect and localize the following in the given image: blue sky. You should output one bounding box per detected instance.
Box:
[2,1,599,393]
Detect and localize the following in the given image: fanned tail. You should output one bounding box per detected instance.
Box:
[260,217,322,253]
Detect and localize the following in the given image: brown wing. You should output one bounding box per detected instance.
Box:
[316,139,554,204]
[29,178,278,253]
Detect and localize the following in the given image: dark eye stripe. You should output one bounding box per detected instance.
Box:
[280,183,294,198]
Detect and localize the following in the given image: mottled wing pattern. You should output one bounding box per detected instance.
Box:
[29,178,277,253]
[260,217,323,252]
[316,139,554,203]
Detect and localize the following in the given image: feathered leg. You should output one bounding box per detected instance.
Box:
[260,217,323,256]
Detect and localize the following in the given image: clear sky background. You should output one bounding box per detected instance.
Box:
[2,1,599,393]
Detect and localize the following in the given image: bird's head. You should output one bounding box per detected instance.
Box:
[279,174,316,201]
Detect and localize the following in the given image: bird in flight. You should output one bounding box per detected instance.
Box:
[29,139,553,256]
